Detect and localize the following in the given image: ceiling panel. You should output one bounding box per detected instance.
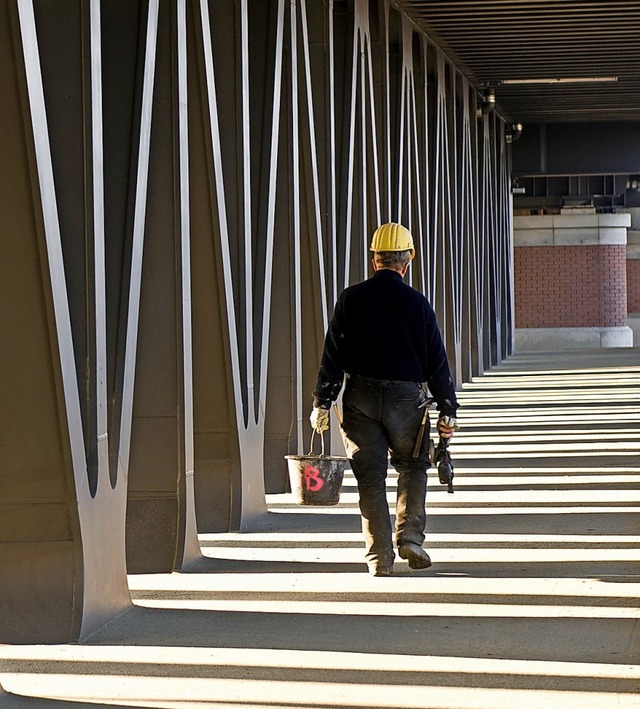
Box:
[394,0,640,123]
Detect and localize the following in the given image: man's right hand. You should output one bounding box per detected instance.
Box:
[437,415,459,440]
[310,407,330,433]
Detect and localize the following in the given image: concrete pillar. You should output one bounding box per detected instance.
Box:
[514,214,633,350]
[0,0,201,641]
[1,0,131,642]
[188,0,270,530]
[119,0,200,573]
[626,229,640,345]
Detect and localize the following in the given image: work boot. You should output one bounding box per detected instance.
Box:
[398,542,432,569]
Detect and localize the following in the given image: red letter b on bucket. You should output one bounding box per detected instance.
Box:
[304,465,324,492]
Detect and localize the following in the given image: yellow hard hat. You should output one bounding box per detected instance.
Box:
[370,223,415,260]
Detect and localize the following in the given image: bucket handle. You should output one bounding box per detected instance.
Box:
[308,429,326,457]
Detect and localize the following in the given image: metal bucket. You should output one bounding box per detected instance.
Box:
[285,432,347,506]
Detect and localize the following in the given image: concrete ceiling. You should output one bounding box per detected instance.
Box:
[395,0,640,124]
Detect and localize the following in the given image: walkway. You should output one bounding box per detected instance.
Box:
[1,349,639,708]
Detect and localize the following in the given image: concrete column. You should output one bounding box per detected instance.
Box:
[626,229,640,345]
[514,214,633,350]
[188,0,270,531]
[121,0,200,573]
[1,0,131,642]
[0,0,202,643]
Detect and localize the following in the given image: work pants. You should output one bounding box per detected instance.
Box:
[341,375,431,566]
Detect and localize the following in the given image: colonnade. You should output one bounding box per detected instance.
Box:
[0,0,513,643]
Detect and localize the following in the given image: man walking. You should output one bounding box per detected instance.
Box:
[310,223,459,576]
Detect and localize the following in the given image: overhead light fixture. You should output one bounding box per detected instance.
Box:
[477,88,496,118]
[506,123,523,144]
[499,77,618,85]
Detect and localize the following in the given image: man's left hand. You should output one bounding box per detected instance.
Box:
[310,407,330,433]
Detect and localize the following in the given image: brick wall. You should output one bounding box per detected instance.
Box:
[628,259,640,312]
[515,245,628,328]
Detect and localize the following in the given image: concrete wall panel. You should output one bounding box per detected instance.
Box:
[0,543,76,643]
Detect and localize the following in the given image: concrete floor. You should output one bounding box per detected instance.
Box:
[1,349,639,708]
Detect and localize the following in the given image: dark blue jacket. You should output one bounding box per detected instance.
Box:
[313,268,459,416]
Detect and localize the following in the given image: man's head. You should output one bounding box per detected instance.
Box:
[373,249,412,271]
[370,223,414,275]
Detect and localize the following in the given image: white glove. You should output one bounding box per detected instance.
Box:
[437,415,459,440]
[310,407,330,433]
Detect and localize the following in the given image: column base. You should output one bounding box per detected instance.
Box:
[628,314,640,347]
[515,326,634,351]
